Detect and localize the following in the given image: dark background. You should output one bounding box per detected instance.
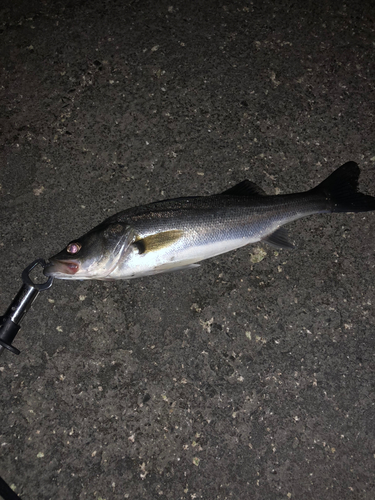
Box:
[1,1,375,498]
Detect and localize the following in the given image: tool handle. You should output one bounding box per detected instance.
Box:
[0,259,53,356]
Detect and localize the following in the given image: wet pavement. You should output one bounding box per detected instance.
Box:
[1,1,375,499]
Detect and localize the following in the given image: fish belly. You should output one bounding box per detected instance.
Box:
[106,201,320,280]
[107,231,261,279]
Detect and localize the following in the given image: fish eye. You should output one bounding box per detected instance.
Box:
[67,242,82,254]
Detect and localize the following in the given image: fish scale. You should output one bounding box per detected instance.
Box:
[44,162,375,281]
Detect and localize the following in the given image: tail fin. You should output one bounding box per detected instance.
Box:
[312,161,375,213]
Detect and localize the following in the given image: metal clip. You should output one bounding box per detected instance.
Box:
[0,259,53,356]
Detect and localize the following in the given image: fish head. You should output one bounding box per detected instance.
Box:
[44,222,134,280]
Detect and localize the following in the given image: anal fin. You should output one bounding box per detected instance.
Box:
[262,227,294,249]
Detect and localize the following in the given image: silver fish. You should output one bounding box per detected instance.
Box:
[44,162,375,280]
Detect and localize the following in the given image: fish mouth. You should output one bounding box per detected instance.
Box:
[43,259,80,278]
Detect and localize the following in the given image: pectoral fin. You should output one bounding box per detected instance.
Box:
[133,230,184,254]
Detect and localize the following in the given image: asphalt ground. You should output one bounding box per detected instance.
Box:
[1,1,375,499]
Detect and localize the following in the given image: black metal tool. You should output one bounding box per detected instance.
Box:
[0,259,53,356]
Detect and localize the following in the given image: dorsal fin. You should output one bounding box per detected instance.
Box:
[221,180,267,197]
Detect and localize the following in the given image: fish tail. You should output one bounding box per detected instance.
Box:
[312,161,375,213]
